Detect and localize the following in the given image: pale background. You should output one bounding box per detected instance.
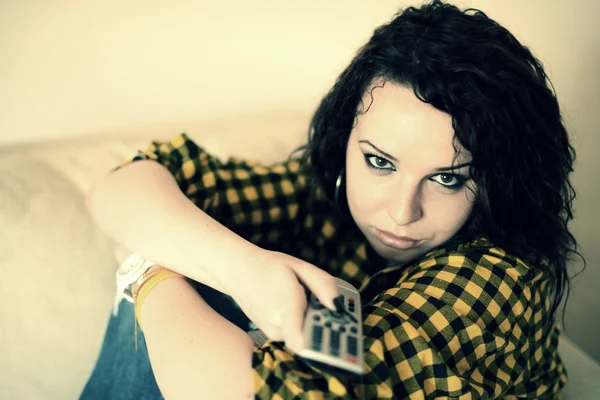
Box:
[1,0,598,361]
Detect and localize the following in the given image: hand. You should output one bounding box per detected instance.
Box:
[227,249,339,353]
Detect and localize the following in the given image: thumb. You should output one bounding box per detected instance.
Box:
[291,261,339,311]
[282,302,305,353]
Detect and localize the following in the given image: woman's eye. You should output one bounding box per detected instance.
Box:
[431,173,465,189]
[365,154,394,170]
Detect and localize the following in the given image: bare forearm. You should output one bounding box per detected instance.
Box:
[86,160,259,294]
[140,277,255,399]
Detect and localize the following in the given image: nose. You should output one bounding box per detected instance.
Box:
[386,184,423,226]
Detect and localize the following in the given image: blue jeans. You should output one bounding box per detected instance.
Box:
[79,282,252,399]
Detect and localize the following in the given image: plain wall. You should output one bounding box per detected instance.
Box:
[1,0,599,360]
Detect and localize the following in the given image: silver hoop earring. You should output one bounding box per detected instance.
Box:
[334,168,344,205]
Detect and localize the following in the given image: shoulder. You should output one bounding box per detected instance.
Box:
[375,238,547,326]
[415,237,541,288]
[359,238,561,399]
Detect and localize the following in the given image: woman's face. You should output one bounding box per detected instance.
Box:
[345,82,477,264]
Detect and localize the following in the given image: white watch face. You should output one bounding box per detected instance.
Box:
[116,253,154,284]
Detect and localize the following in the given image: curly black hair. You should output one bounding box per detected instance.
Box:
[300,1,582,319]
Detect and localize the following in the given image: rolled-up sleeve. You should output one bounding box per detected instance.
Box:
[112,133,310,248]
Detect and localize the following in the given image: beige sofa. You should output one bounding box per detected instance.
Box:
[1,111,600,399]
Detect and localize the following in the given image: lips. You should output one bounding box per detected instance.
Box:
[374,229,422,250]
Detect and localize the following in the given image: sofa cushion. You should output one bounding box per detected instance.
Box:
[0,155,116,399]
[16,110,310,195]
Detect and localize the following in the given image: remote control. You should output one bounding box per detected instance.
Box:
[297,277,364,375]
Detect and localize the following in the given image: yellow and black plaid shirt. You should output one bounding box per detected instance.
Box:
[124,133,567,399]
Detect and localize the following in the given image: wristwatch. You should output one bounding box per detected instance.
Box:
[112,253,157,315]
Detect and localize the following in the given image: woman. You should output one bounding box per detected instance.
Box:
[81,1,580,399]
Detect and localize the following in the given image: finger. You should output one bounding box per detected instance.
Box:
[282,299,306,353]
[292,262,339,311]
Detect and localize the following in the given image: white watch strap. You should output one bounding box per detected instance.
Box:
[113,253,155,316]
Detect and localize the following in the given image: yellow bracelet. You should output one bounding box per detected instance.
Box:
[132,266,173,300]
[134,269,184,329]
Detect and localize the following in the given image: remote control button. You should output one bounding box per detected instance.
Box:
[333,295,345,313]
[339,326,346,333]
[347,335,358,356]
[325,321,332,328]
[330,331,341,356]
[350,326,358,334]
[312,326,323,351]
[313,315,321,322]
[327,310,351,324]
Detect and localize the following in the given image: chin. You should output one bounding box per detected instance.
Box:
[370,240,425,264]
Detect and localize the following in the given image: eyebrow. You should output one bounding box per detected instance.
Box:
[358,140,472,172]
[434,163,471,172]
[359,140,398,162]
